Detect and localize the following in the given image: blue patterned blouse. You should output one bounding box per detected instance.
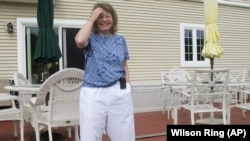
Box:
[83,33,130,87]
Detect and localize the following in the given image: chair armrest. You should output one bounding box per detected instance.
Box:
[239,91,250,95]
[29,97,48,112]
[0,93,19,101]
[179,91,191,97]
[29,97,37,106]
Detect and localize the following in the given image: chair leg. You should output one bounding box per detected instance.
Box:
[173,106,178,125]
[226,96,231,124]
[75,126,79,141]
[169,100,175,119]
[162,100,166,116]
[48,127,53,141]
[13,121,18,137]
[223,110,227,125]
[227,106,231,124]
[191,112,195,125]
[198,113,203,119]
[68,127,72,138]
[163,99,175,119]
[35,126,40,141]
[242,110,246,119]
[169,109,173,119]
[209,112,214,119]
[20,120,24,141]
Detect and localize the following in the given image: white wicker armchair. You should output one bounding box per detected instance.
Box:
[13,72,34,123]
[29,68,84,141]
[0,94,24,141]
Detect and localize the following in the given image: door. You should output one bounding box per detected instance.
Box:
[18,18,85,84]
[25,27,60,84]
[25,27,83,84]
[62,28,84,70]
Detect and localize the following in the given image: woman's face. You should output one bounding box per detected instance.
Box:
[97,10,113,35]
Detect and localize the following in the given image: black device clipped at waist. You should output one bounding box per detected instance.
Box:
[119,77,126,89]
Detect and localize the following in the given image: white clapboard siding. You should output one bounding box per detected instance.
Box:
[0,0,250,81]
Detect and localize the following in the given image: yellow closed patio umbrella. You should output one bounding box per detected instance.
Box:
[202,0,224,70]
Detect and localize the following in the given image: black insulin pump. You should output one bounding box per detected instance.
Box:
[119,77,126,89]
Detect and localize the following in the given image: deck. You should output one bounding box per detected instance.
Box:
[0,107,250,141]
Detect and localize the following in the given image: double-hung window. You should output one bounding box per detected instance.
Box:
[180,23,209,67]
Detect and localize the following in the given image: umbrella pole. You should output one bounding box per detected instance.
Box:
[210,57,214,70]
[42,64,50,82]
[210,57,214,81]
[210,57,214,92]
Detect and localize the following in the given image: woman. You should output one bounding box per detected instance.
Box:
[75,2,135,141]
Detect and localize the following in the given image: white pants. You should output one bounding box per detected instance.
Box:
[80,82,135,141]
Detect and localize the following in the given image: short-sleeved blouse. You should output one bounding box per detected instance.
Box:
[83,33,130,87]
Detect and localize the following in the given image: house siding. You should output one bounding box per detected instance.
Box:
[218,4,250,69]
[0,0,249,110]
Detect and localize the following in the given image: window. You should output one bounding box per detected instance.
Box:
[180,23,209,67]
[17,18,85,83]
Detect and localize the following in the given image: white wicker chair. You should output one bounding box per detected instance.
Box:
[29,68,84,141]
[0,93,24,141]
[13,72,34,123]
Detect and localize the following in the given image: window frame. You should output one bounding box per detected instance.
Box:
[180,23,209,67]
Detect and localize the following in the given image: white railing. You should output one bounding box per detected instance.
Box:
[131,81,166,113]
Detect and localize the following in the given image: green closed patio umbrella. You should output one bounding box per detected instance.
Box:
[34,0,61,74]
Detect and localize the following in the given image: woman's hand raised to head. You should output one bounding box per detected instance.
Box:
[89,7,104,23]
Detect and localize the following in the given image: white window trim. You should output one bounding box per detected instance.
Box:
[180,23,210,68]
[16,17,86,75]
